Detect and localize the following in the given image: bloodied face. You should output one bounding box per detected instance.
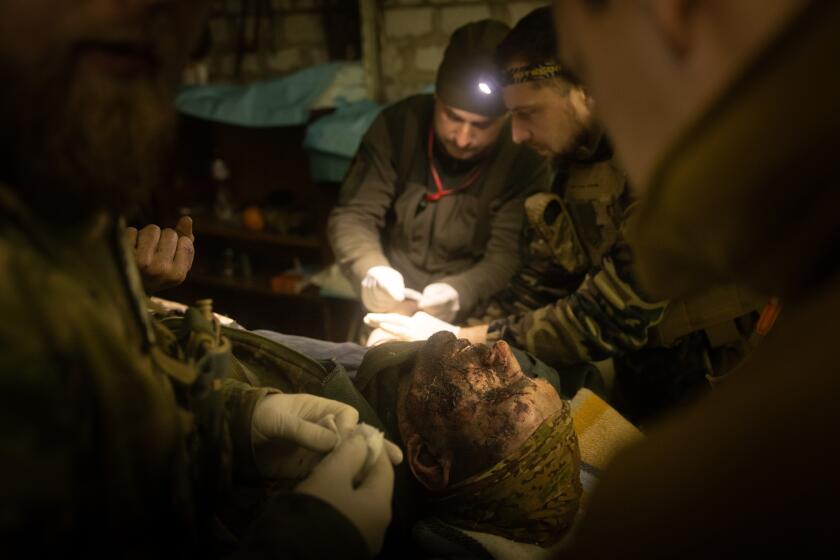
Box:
[401,331,564,484]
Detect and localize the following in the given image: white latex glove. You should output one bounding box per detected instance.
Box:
[364,311,460,341]
[418,282,460,322]
[296,434,397,556]
[364,326,407,347]
[251,393,359,479]
[361,266,406,312]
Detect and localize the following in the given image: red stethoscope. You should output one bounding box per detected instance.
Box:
[424,127,484,202]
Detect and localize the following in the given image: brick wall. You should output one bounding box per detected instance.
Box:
[200,0,549,97]
[204,0,335,83]
[379,0,550,102]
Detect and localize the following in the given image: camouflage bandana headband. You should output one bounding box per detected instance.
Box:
[502,61,565,85]
[432,400,582,546]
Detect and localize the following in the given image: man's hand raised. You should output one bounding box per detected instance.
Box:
[127,216,195,293]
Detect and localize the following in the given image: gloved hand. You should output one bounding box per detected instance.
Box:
[364,311,460,341]
[361,266,406,312]
[418,282,460,322]
[127,216,195,293]
[296,434,397,556]
[251,393,359,479]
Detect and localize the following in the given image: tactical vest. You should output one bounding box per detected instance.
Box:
[153,305,383,429]
[525,158,628,275]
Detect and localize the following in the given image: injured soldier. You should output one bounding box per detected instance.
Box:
[196,316,640,558]
[364,331,581,551]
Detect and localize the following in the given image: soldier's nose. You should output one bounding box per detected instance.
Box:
[454,125,472,148]
[512,121,530,144]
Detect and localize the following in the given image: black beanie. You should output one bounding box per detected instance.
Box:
[436,19,510,118]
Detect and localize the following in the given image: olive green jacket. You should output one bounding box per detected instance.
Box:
[565,1,840,556]
[0,187,368,558]
[327,94,551,316]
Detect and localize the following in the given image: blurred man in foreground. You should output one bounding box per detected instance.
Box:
[0,1,396,556]
[552,0,839,555]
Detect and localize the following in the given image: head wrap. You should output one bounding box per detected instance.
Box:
[432,400,582,546]
[501,61,571,86]
[436,19,510,117]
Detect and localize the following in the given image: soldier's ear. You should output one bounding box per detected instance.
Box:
[404,433,451,492]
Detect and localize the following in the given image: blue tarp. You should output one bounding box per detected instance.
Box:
[175,62,345,127]
[176,64,433,183]
[303,99,384,182]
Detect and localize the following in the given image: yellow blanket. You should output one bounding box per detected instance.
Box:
[457,389,643,559]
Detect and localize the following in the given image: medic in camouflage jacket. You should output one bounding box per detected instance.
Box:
[477,134,669,366]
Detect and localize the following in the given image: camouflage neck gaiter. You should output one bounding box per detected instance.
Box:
[432,400,582,546]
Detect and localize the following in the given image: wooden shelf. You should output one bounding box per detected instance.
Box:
[193,216,321,250]
[189,272,323,303]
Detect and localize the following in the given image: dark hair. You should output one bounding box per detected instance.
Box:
[404,360,506,484]
[495,6,556,69]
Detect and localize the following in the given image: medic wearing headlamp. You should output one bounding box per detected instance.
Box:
[327,19,550,323]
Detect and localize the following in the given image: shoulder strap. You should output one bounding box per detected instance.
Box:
[382,96,426,236]
[354,340,423,392]
[220,326,383,428]
[388,96,427,197]
[395,111,420,195]
[470,139,520,257]
[650,284,766,348]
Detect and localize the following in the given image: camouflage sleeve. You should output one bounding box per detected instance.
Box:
[494,239,668,366]
[326,114,396,289]
[0,323,81,546]
[0,249,187,550]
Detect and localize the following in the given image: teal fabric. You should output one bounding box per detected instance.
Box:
[304,100,384,158]
[175,62,345,127]
[304,99,384,182]
[303,85,433,183]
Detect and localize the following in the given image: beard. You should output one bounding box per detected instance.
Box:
[0,47,177,223]
[546,108,590,161]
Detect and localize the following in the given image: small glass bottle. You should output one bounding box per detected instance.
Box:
[211,157,234,222]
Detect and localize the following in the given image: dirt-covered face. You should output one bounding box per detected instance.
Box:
[400,331,563,486]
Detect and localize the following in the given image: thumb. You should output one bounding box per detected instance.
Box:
[176,215,194,241]
[311,435,368,483]
[382,285,404,303]
[418,292,444,308]
[357,447,395,496]
[277,414,340,453]
[378,274,405,301]
[384,440,403,465]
